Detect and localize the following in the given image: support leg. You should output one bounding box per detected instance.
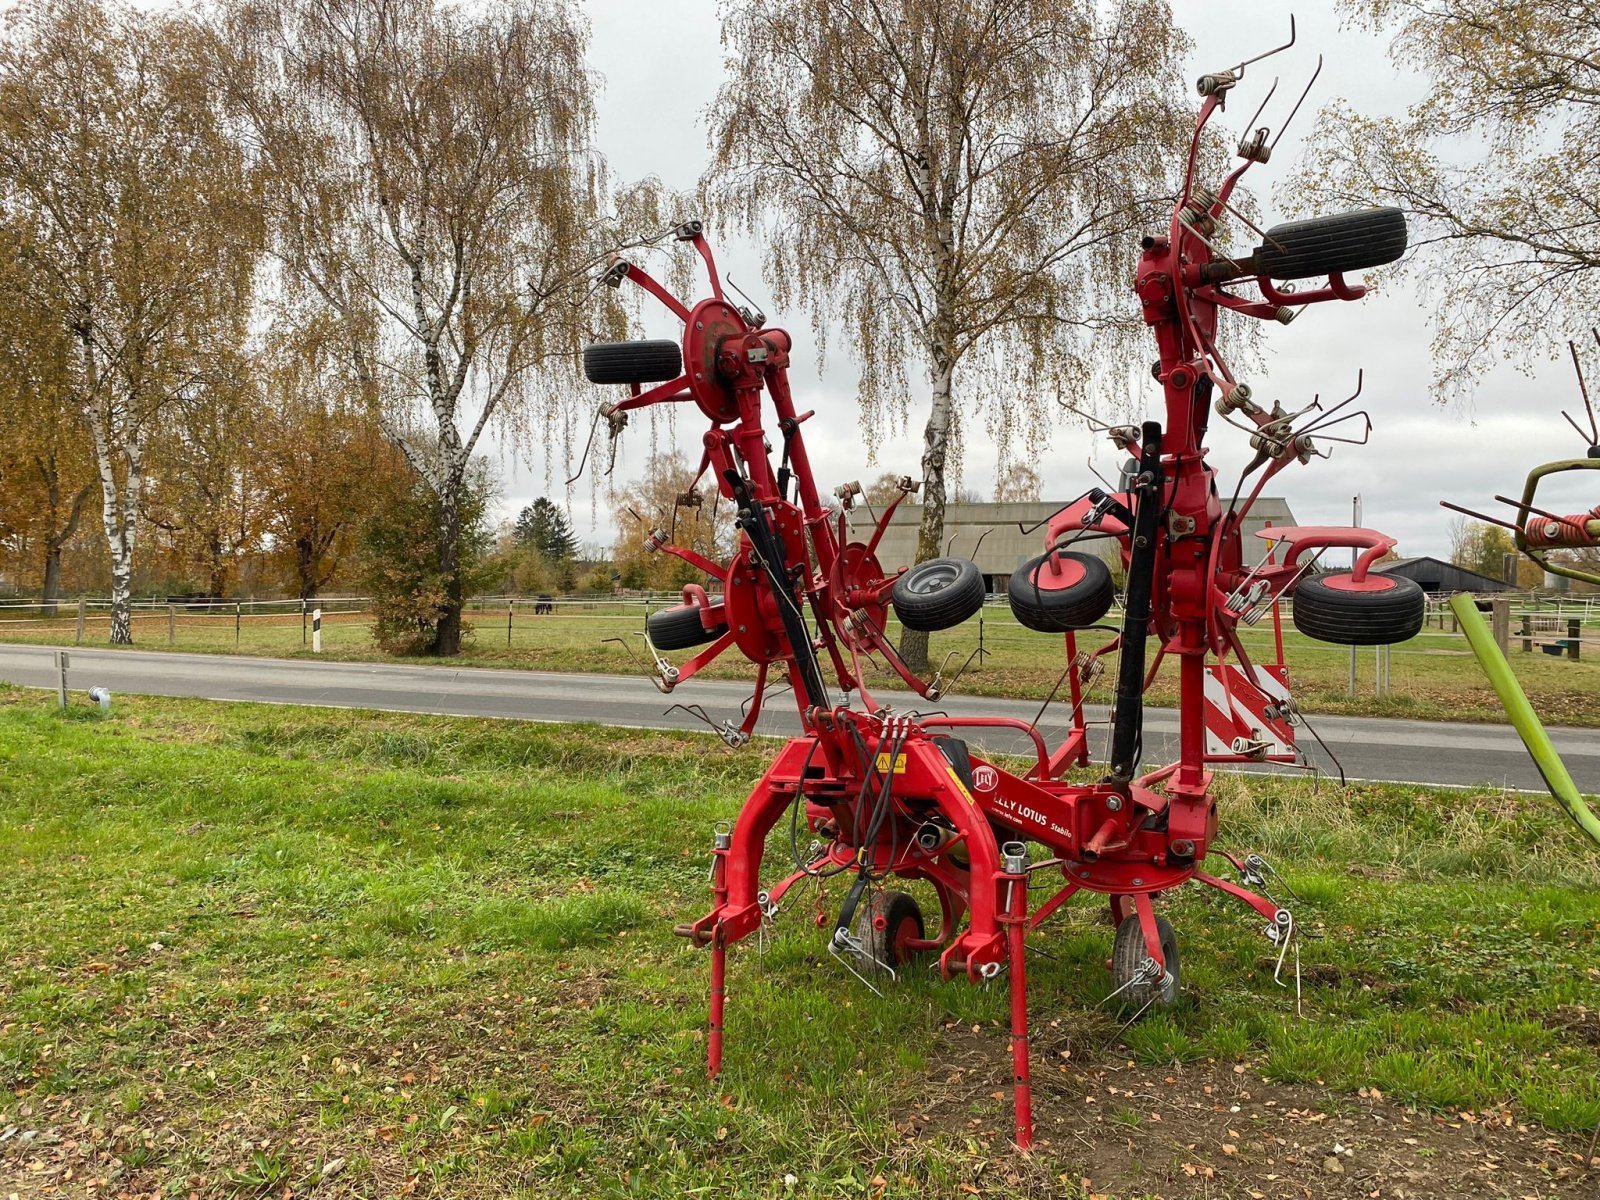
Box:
[1000,845,1033,1149]
[708,829,731,1078]
[709,933,726,1077]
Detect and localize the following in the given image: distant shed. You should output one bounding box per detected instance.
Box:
[1373,555,1512,594]
[847,497,1297,592]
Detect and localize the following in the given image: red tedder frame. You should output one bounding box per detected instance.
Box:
[579,18,1419,1148]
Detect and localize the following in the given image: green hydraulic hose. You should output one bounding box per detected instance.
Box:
[1449,593,1600,849]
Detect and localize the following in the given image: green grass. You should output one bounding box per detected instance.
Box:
[0,689,1597,1197]
[5,597,1600,726]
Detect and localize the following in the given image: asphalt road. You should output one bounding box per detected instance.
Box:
[1,643,1595,794]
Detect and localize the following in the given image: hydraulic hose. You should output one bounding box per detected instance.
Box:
[1448,593,1600,849]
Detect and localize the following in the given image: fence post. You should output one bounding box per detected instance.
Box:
[74,598,86,644]
[302,598,308,646]
[1491,597,1510,653]
[508,598,514,647]
[312,607,322,653]
[1520,613,1532,653]
[236,601,242,648]
[168,605,176,645]
[1570,617,1582,661]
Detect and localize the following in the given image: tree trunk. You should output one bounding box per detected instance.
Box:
[41,549,63,617]
[37,468,88,618]
[85,410,141,646]
[899,354,956,673]
[430,482,463,656]
[296,535,317,602]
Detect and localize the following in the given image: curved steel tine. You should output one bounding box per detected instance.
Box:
[1493,494,1568,525]
[1235,14,1295,77]
[725,273,767,326]
[1293,371,1362,435]
[1302,409,1372,444]
[1269,54,1323,150]
[1016,489,1093,536]
[1240,76,1280,135]
[1061,402,1113,431]
[565,406,605,485]
[601,635,649,670]
[1086,454,1118,491]
[1438,499,1523,532]
[1220,198,1290,252]
[1564,337,1600,444]
[1278,392,1322,424]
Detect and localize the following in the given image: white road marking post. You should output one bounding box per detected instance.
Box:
[312,607,322,653]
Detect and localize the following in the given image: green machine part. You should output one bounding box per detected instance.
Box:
[1449,592,1600,848]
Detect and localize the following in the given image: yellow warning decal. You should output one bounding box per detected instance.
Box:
[942,764,977,806]
[875,752,907,774]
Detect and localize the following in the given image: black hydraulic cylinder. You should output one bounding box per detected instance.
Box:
[1107,421,1164,783]
[725,470,831,710]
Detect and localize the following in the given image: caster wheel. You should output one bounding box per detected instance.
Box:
[853,890,925,970]
[1111,912,1180,1010]
[1108,893,1134,926]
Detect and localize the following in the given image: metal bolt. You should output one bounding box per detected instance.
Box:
[1106,795,1124,812]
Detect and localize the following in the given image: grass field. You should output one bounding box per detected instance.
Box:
[1,689,1597,1197]
[4,596,1600,726]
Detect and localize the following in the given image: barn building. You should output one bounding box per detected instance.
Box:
[845,497,1298,593]
[1372,556,1513,595]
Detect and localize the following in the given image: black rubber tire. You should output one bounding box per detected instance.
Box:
[1111,912,1179,1010]
[583,339,683,385]
[854,890,925,970]
[891,557,986,632]
[1007,551,1115,632]
[1291,572,1424,646]
[645,602,727,651]
[1254,206,1407,281]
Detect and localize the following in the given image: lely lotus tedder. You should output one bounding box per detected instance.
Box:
[576,25,1423,1147]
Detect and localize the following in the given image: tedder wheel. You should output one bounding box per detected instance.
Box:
[1112,913,1180,1010]
[1108,893,1134,926]
[891,557,986,631]
[1291,572,1424,646]
[645,602,727,651]
[1253,206,1408,281]
[582,339,683,386]
[854,889,925,970]
[1007,551,1115,632]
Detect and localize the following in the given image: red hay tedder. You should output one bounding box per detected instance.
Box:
[578,23,1424,1148]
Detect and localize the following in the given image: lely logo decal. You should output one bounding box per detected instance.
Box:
[971,764,998,793]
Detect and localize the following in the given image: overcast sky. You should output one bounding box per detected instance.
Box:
[500,1,1595,560]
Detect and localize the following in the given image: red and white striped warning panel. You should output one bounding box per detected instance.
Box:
[1203,663,1296,761]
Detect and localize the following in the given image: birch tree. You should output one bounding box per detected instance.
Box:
[213,0,624,655]
[0,0,257,641]
[1298,1,1600,398]
[706,0,1189,668]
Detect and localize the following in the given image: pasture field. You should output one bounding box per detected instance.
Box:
[2,596,1599,726]
[0,689,1597,1197]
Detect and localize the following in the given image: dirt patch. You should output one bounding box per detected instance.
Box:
[1548,1005,1600,1051]
[903,1022,1597,1199]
